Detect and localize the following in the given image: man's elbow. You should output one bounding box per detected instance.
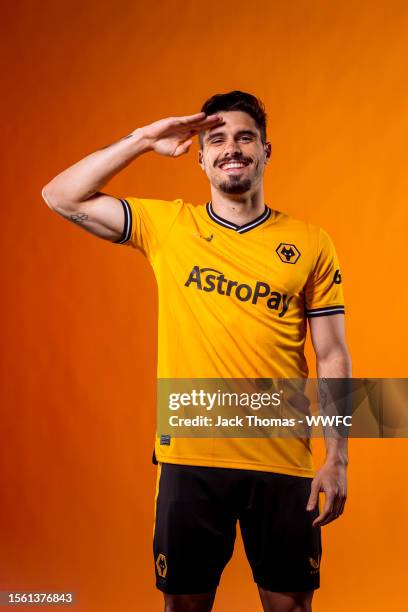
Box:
[41,183,73,213]
[317,346,352,377]
[41,184,55,209]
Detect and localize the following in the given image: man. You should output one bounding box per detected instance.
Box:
[42,91,351,612]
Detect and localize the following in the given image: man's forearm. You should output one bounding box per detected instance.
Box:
[317,350,352,466]
[317,348,351,379]
[43,128,152,206]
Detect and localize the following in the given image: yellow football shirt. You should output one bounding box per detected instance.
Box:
[116,197,345,477]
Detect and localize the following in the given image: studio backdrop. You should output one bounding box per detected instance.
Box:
[1,1,407,610]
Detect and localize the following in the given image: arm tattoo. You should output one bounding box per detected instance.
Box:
[98,133,135,151]
[70,212,89,224]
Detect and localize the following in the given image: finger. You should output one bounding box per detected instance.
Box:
[316,513,336,527]
[178,112,222,127]
[312,491,335,527]
[174,138,193,156]
[178,112,206,123]
[306,482,320,511]
[338,494,347,516]
[180,116,224,133]
[317,494,342,526]
[331,493,344,518]
[193,120,224,136]
[331,489,347,519]
[317,501,345,526]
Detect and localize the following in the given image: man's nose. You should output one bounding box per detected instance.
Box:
[224,139,242,155]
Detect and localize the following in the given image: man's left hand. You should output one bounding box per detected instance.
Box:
[306,462,347,527]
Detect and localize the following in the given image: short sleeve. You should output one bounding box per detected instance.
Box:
[304,228,345,318]
[113,197,184,259]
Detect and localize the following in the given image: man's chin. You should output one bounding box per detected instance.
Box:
[218,178,252,195]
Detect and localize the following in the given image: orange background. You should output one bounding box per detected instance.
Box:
[1,1,407,610]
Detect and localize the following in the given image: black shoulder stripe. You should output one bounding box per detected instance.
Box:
[306,305,345,318]
[114,198,132,244]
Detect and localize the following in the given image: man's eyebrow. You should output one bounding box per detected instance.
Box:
[205,129,258,141]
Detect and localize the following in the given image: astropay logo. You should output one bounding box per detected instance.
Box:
[184,266,294,317]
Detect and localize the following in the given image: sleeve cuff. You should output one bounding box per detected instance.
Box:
[113,198,132,244]
[306,305,345,318]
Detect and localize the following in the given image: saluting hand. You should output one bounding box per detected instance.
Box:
[136,112,223,157]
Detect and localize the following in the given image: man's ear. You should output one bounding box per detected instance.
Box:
[198,149,205,171]
[264,141,272,164]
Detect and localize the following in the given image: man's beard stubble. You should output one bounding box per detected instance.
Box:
[218,176,252,194]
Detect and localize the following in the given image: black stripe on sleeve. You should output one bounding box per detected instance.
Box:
[114,198,132,244]
[306,305,345,318]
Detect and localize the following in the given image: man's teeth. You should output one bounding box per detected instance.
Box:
[221,162,246,169]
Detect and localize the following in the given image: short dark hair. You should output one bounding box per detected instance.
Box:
[199,90,267,148]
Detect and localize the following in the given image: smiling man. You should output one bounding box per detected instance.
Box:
[42,91,351,612]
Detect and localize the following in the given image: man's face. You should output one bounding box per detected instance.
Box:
[198,111,271,195]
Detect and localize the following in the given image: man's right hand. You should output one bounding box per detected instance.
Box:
[138,112,223,157]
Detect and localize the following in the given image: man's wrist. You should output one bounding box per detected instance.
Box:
[129,127,154,154]
[324,454,348,468]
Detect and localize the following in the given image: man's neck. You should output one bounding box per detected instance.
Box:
[210,189,267,227]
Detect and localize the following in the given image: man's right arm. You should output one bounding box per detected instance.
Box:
[41,113,222,243]
[42,129,153,242]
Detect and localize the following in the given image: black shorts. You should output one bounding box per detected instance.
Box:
[153,462,322,595]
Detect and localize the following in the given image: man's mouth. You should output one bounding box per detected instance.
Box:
[218,159,250,174]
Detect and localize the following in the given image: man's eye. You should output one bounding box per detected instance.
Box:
[211,139,223,144]
[240,136,252,142]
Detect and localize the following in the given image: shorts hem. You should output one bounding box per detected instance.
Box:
[255,579,320,592]
[155,456,315,478]
[155,580,220,595]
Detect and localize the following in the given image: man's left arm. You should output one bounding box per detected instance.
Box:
[306,313,352,527]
